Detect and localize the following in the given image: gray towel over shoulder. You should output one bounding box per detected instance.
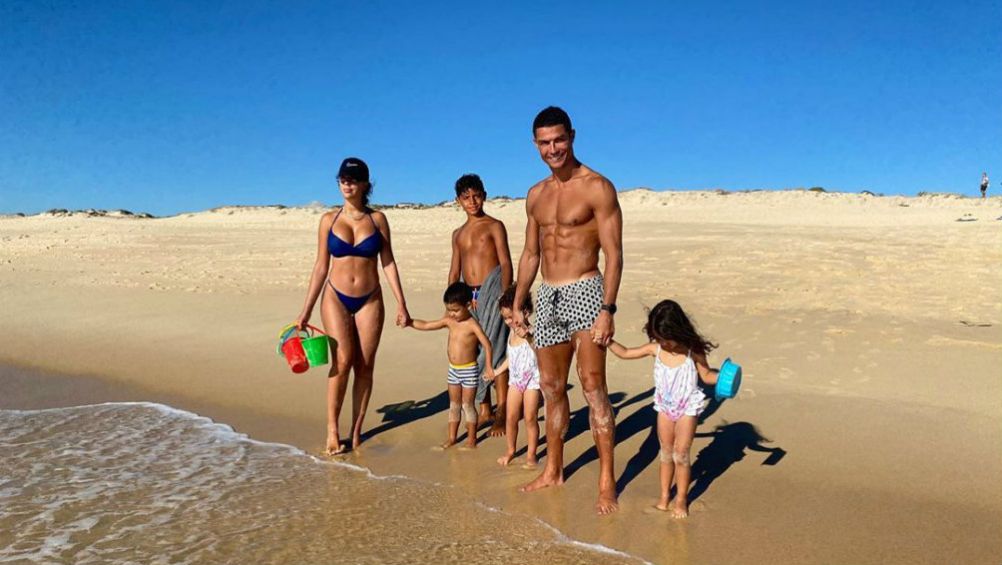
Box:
[470,265,508,404]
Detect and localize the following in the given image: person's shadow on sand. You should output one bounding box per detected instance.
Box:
[360,391,450,442]
[687,421,786,501]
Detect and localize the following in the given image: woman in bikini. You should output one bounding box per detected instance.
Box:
[295,157,411,455]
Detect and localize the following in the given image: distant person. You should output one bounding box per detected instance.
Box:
[981,172,989,199]
[448,174,513,435]
[512,106,624,515]
[295,157,411,455]
[406,282,496,450]
[493,286,542,468]
[608,300,721,519]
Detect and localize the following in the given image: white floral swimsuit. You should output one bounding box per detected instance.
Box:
[653,346,706,421]
[507,340,540,392]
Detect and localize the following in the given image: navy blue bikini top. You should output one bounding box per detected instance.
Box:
[327,209,382,258]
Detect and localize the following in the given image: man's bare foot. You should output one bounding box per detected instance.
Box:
[520,469,563,492]
[595,487,619,515]
[670,501,689,519]
[497,452,515,466]
[489,418,506,437]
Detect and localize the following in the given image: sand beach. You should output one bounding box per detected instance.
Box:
[2,189,1001,564]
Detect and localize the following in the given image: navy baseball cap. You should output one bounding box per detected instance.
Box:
[338,157,369,183]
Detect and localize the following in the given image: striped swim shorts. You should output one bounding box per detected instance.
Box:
[447,362,479,388]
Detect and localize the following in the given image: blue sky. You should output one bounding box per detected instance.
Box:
[1,1,998,215]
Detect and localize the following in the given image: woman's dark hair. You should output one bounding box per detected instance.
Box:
[361,181,373,207]
[497,286,533,315]
[644,299,717,355]
[532,106,572,135]
[443,282,472,305]
[455,174,486,197]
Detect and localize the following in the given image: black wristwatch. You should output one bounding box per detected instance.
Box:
[600,303,617,315]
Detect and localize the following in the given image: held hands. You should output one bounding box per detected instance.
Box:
[514,323,530,339]
[512,309,530,338]
[396,305,411,328]
[482,366,496,382]
[512,309,526,330]
[590,311,614,346]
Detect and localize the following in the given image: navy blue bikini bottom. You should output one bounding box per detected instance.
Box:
[327,279,376,315]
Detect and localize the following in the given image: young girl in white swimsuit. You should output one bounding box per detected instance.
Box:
[491,287,542,468]
[609,300,721,518]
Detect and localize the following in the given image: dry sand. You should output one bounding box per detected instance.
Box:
[2,189,1001,564]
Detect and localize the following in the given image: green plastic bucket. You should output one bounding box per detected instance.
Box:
[301,324,333,368]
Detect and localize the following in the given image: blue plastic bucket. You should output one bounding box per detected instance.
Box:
[715,358,742,400]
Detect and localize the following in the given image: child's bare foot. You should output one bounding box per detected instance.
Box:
[520,459,538,470]
[497,452,515,466]
[520,469,563,492]
[670,500,689,519]
[434,438,456,451]
[458,436,477,450]
[351,431,362,451]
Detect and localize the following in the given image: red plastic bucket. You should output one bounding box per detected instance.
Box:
[281,336,309,373]
[278,324,311,374]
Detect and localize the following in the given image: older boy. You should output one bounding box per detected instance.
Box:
[448,174,513,436]
[408,283,496,449]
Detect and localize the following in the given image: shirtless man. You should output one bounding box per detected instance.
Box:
[448,174,514,435]
[512,106,624,515]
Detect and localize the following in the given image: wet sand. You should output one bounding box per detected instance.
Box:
[2,190,1001,564]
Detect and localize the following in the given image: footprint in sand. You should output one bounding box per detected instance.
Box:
[777,368,794,380]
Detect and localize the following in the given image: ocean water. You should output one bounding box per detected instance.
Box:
[0,403,646,565]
